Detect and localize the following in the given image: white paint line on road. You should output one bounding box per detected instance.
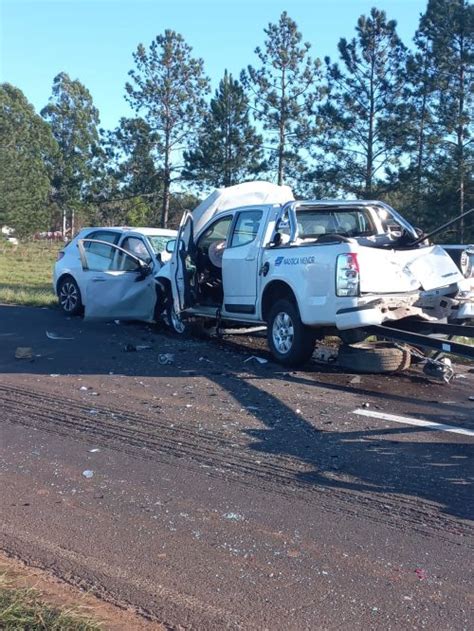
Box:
[353,409,474,437]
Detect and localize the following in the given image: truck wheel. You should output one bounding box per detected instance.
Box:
[337,342,411,373]
[267,299,316,366]
[166,299,187,335]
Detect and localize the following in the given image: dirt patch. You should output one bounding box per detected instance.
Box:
[0,551,164,631]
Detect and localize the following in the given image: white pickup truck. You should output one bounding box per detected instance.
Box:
[154,182,473,366]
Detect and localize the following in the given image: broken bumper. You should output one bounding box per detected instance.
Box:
[336,289,474,330]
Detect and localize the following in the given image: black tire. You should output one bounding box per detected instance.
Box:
[337,341,411,374]
[57,276,83,316]
[267,299,316,366]
[166,299,188,335]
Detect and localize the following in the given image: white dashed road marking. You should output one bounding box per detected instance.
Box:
[353,409,474,437]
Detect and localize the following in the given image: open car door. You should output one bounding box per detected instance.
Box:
[78,239,157,321]
[169,212,195,313]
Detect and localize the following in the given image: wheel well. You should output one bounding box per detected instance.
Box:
[56,273,75,295]
[261,281,296,321]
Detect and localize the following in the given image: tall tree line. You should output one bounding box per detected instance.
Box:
[0,0,472,241]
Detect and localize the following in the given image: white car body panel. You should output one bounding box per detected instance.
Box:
[54,226,176,314]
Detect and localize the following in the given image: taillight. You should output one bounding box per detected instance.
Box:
[336,253,360,296]
[57,251,65,261]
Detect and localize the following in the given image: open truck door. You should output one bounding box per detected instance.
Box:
[169,212,195,313]
[78,239,157,321]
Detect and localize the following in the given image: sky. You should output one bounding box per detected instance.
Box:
[1,0,428,131]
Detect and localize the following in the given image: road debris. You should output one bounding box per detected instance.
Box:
[79,386,88,391]
[159,353,175,365]
[46,331,75,340]
[123,344,137,352]
[223,512,244,521]
[244,355,268,365]
[82,470,94,479]
[15,347,33,359]
[414,568,427,580]
[89,449,100,453]
[469,396,474,401]
[349,376,362,385]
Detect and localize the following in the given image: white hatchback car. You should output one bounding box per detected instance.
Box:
[53,227,177,316]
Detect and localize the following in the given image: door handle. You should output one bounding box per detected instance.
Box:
[91,277,106,282]
[245,255,256,261]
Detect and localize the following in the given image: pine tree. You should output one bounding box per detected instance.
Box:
[241,11,321,186]
[183,70,263,188]
[125,30,210,227]
[418,0,474,241]
[316,8,408,197]
[41,72,100,236]
[0,84,57,236]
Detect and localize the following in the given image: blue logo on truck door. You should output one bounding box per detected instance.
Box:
[274,255,315,266]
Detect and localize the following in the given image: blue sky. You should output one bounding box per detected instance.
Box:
[1,0,427,131]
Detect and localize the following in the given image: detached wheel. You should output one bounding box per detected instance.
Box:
[267,299,316,366]
[58,276,82,316]
[337,341,411,374]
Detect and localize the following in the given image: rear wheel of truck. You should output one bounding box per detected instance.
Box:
[337,341,411,373]
[267,299,316,366]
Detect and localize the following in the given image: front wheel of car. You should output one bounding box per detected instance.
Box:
[166,299,187,335]
[58,276,83,316]
[267,299,316,366]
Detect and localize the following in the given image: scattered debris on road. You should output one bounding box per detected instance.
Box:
[159,353,175,365]
[82,470,94,479]
[244,355,268,365]
[14,347,33,359]
[46,331,74,340]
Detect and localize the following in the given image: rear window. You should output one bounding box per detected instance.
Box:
[296,209,375,238]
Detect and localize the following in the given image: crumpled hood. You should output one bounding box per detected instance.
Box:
[358,245,463,293]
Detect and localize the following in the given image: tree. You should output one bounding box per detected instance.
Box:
[317,8,408,197]
[418,0,474,241]
[125,30,210,227]
[93,117,162,225]
[183,70,263,188]
[241,11,321,185]
[0,84,57,236]
[41,72,100,235]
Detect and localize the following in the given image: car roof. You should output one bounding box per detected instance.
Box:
[78,226,177,237]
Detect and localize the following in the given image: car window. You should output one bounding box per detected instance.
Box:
[197,215,232,269]
[121,237,152,264]
[82,241,116,272]
[229,210,263,248]
[85,230,121,246]
[296,209,375,238]
[198,216,232,251]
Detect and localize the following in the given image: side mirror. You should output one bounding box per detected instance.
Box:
[166,239,176,253]
[135,261,152,281]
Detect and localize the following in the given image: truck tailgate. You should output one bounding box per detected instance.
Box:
[358,245,463,293]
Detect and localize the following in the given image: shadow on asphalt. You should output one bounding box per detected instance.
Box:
[1,304,473,521]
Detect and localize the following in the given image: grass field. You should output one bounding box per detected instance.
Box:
[0,241,61,308]
[0,576,100,630]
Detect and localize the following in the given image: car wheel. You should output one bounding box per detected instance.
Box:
[58,276,83,316]
[267,299,316,366]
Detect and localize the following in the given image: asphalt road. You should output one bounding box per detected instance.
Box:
[1,304,473,629]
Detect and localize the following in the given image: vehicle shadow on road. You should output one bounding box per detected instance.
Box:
[1,305,472,522]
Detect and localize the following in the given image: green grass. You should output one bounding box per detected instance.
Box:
[0,577,101,630]
[0,241,61,308]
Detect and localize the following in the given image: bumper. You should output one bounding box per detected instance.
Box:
[336,290,474,330]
